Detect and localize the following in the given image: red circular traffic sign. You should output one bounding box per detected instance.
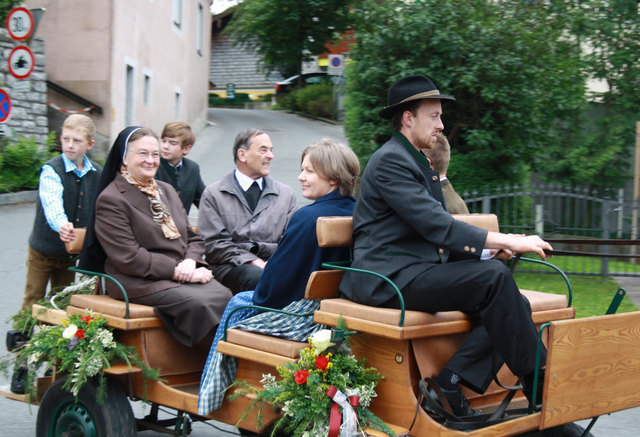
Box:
[6,7,34,41]
[0,89,13,123]
[8,46,35,79]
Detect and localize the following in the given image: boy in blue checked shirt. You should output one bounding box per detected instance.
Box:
[10,114,102,394]
[21,114,103,310]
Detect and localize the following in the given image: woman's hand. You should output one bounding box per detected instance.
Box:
[191,267,213,284]
[173,258,197,283]
[249,258,267,269]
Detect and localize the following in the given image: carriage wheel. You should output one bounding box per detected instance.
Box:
[36,377,136,437]
[523,422,596,437]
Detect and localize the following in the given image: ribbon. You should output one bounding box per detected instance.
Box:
[326,385,361,437]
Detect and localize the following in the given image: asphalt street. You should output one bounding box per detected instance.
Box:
[0,108,638,436]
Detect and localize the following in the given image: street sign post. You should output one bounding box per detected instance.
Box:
[6,7,34,42]
[0,90,13,123]
[328,54,345,76]
[8,46,35,80]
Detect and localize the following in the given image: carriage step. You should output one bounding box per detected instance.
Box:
[366,422,411,436]
[104,363,142,375]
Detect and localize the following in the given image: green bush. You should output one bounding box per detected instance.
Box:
[0,133,56,193]
[281,83,336,120]
[307,94,336,119]
[257,93,274,102]
[208,92,253,107]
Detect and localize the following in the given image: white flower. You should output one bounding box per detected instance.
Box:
[62,324,78,339]
[260,373,277,389]
[96,329,115,348]
[309,330,334,355]
[27,351,43,365]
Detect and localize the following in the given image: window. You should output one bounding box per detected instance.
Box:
[125,64,135,126]
[173,0,183,29]
[143,71,152,106]
[197,2,204,56]
[174,88,182,119]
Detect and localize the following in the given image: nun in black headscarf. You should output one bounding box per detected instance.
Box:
[79,126,232,347]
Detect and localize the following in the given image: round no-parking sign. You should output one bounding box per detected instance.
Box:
[6,7,34,41]
[0,89,12,123]
[8,46,35,79]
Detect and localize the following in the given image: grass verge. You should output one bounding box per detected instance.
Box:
[514,271,638,318]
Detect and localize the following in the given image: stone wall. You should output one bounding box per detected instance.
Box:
[0,28,48,146]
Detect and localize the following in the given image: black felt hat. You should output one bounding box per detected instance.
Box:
[379,74,455,119]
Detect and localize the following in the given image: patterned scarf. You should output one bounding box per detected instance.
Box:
[120,166,181,240]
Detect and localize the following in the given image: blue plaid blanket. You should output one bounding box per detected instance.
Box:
[197,290,322,415]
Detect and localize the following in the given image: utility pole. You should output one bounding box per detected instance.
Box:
[632,121,640,262]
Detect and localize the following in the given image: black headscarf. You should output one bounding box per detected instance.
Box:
[78,126,141,272]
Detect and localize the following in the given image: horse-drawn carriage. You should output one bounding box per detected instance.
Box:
[2,214,640,437]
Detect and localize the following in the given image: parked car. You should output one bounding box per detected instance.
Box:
[275,72,339,95]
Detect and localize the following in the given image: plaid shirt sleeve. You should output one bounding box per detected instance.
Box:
[39,164,68,233]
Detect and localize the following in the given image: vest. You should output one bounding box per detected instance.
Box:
[28,156,102,259]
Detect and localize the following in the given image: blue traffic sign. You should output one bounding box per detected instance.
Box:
[0,89,12,123]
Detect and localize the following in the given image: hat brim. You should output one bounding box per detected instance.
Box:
[379,93,455,120]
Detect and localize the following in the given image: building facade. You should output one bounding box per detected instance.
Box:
[23,0,212,156]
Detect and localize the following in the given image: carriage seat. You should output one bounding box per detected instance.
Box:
[67,294,163,330]
[315,288,570,341]
[311,215,575,339]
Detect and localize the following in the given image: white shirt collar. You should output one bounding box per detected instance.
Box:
[235,169,264,191]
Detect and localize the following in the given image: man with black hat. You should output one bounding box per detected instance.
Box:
[339,74,551,417]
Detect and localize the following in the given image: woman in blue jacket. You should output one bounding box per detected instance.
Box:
[198,139,360,414]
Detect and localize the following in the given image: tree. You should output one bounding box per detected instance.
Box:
[0,0,22,22]
[535,0,640,190]
[224,0,355,79]
[344,0,636,192]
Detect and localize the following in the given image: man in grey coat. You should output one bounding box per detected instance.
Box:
[339,74,553,417]
[198,128,297,294]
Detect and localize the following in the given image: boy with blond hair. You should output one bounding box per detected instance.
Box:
[156,121,206,214]
[11,114,102,393]
[23,114,102,309]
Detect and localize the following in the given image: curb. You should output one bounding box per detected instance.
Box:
[0,190,37,206]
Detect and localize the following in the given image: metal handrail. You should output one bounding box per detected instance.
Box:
[518,257,573,307]
[69,267,131,319]
[321,261,406,326]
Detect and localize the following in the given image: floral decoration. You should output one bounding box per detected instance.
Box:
[7,311,159,403]
[231,323,394,437]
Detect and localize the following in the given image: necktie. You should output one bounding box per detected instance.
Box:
[245,181,261,211]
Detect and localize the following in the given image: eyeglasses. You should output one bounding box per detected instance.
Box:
[135,151,160,160]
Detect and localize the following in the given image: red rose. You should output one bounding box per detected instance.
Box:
[75,329,86,340]
[80,315,92,324]
[315,355,330,372]
[294,369,309,384]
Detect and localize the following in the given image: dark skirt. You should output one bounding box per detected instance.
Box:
[132,280,233,347]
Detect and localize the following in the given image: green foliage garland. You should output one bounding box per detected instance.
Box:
[230,326,393,436]
[6,311,160,403]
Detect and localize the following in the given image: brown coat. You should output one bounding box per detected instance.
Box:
[95,173,205,300]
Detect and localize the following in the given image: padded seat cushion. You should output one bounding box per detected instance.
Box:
[226,328,308,359]
[521,289,567,311]
[69,294,157,319]
[320,289,567,326]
